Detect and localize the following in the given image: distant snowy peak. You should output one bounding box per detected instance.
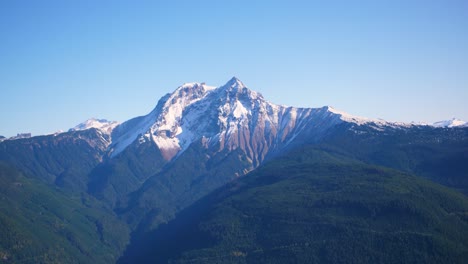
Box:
[328,107,468,129]
[71,118,120,135]
[432,118,468,128]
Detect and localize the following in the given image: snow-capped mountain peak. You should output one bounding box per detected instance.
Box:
[109,78,357,161]
[109,78,273,159]
[432,118,468,128]
[70,118,119,135]
[223,76,246,90]
[146,78,269,160]
[218,77,264,103]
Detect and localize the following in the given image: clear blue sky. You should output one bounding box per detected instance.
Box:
[1,0,467,137]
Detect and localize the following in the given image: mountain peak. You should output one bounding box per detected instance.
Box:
[223,76,246,90]
[433,118,468,128]
[217,77,264,102]
[70,118,119,135]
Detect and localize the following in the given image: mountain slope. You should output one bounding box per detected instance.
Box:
[0,129,111,193]
[87,136,168,209]
[118,147,468,264]
[0,161,129,263]
[317,123,468,194]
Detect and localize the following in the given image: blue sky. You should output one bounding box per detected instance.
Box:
[1,0,467,137]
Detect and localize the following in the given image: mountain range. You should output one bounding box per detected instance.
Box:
[1,77,467,263]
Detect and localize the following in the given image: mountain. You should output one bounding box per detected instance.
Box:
[1,77,468,263]
[118,146,468,263]
[70,118,120,135]
[110,77,346,164]
[100,77,410,228]
[433,118,468,128]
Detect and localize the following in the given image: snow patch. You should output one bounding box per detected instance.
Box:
[232,100,249,119]
[326,106,413,128]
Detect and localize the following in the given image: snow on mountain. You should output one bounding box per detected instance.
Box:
[108,77,459,163]
[109,77,346,162]
[327,106,414,130]
[109,82,217,158]
[70,118,120,135]
[327,106,385,125]
[432,118,468,128]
